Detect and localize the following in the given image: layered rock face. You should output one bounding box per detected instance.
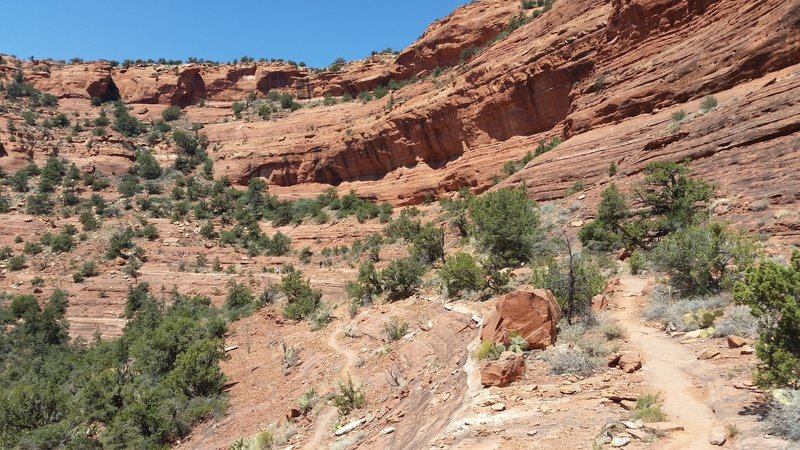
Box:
[14,0,800,216]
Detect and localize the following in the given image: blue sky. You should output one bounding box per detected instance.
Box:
[0,1,468,67]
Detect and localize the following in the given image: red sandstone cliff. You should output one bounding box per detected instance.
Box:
[5,0,800,221]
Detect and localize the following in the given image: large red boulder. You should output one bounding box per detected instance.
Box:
[480,290,562,350]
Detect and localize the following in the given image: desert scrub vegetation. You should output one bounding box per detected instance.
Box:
[634,393,667,422]
[469,187,545,268]
[766,390,800,441]
[532,248,605,324]
[541,346,597,376]
[382,317,409,341]
[333,377,366,416]
[733,251,800,388]
[699,95,718,113]
[713,305,759,338]
[229,424,296,450]
[541,317,622,375]
[439,252,487,297]
[579,161,713,252]
[642,288,729,331]
[0,285,232,449]
[648,223,757,297]
[280,269,323,321]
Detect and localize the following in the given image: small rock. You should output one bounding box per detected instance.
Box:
[286,408,300,420]
[570,220,584,228]
[618,352,643,373]
[480,353,526,387]
[611,436,631,447]
[560,385,579,395]
[619,400,637,411]
[727,335,747,348]
[627,429,649,440]
[491,403,506,412]
[740,345,754,355]
[443,304,454,311]
[709,427,727,446]
[334,418,366,436]
[526,430,538,436]
[380,427,395,436]
[698,347,721,360]
[622,421,642,429]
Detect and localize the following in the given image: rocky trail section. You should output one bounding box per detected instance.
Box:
[611,275,717,449]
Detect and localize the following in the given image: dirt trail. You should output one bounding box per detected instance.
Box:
[302,324,361,450]
[612,274,717,449]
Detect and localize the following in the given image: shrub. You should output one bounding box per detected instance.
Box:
[162,106,181,122]
[767,392,800,441]
[410,223,444,264]
[118,173,141,197]
[232,102,245,119]
[39,156,65,192]
[533,253,605,324]
[93,111,109,127]
[541,347,596,375]
[700,95,718,113]
[459,47,480,64]
[79,211,100,231]
[23,242,42,255]
[112,101,145,136]
[580,163,713,251]
[439,252,486,297]
[475,340,506,361]
[281,271,322,321]
[383,210,421,241]
[298,388,317,416]
[73,261,98,283]
[671,110,686,122]
[264,232,291,256]
[298,246,313,264]
[279,93,299,111]
[608,161,617,176]
[333,377,365,416]
[106,227,134,259]
[134,148,163,180]
[8,169,30,192]
[714,305,759,338]
[7,255,25,271]
[642,289,729,330]
[46,232,75,253]
[346,261,382,306]
[25,192,54,215]
[634,393,667,422]
[628,250,646,275]
[734,252,800,387]
[594,74,606,93]
[469,188,543,267]
[382,318,409,341]
[381,257,425,301]
[649,223,757,296]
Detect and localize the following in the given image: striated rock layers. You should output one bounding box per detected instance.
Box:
[14,0,800,216]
